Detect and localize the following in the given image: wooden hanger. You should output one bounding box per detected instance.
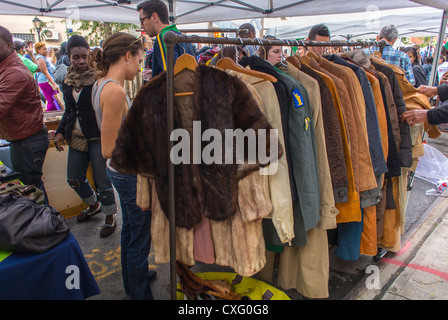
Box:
[286,55,301,69]
[174,53,198,75]
[173,54,197,97]
[216,57,277,83]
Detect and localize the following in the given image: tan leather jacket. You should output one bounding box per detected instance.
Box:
[371,55,441,140]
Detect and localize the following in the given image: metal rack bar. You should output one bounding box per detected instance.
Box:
[179,28,245,33]
[162,31,379,300]
[136,28,246,34]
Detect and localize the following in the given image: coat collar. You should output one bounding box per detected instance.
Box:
[0,51,18,71]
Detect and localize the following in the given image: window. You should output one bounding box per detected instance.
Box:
[12,33,35,42]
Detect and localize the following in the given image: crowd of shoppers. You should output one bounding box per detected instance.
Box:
[0,0,196,301]
[1,0,448,302]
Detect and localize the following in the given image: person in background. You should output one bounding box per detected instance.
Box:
[401,83,448,125]
[54,41,71,90]
[49,47,58,66]
[89,32,156,300]
[0,26,49,204]
[412,44,422,65]
[137,0,196,78]
[306,23,331,56]
[437,52,448,82]
[238,23,259,57]
[422,56,438,85]
[364,25,415,86]
[208,45,247,66]
[258,36,283,66]
[54,35,117,238]
[34,42,60,111]
[142,34,153,84]
[56,42,69,66]
[404,47,427,88]
[12,41,40,77]
[24,40,35,60]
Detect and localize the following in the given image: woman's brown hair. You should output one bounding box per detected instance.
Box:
[258,36,278,60]
[89,32,143,78]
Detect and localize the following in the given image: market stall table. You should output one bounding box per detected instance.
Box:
[0,233,100,300]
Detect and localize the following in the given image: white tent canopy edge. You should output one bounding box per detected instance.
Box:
[265,7,446,40]
[0,0,447,24]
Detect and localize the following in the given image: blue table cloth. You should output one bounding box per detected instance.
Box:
[0,233,100,300]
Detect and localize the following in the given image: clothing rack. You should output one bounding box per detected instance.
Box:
[179,28,246,34]
[162,31,380,300]
[136,28,247,34]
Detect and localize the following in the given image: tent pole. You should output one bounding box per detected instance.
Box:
[164,32,177,301]
[429,10,447,87]
[168,0,175,24]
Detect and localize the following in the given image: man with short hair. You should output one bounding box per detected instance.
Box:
[137,0,195,78]
[238,23,258,56]
[23,40,35,60]
[306,23,331,55]
[12,41,40,77]
[0,26,49,203]
[365,25,415,85]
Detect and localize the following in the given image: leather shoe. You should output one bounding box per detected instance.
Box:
[100,219,116,237]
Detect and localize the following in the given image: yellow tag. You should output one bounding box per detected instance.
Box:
[304,117,310,133]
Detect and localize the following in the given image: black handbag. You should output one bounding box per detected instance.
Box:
[0,194,70,254]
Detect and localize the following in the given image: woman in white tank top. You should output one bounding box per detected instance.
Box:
[90,33,156,300]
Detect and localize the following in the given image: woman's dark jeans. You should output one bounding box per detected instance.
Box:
[67,140,116,215]
[106,167,153,300]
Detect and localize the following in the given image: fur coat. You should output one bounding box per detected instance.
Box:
[133,70,276,277]
[111,65,281,229]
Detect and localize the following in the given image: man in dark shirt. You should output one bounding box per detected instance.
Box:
[0,26,49,203]
[137,0,195,78]
[401,84,448,125]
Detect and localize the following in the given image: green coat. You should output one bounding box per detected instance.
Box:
[263,67,320,248]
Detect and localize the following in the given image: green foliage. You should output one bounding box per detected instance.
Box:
[67,21,139,46]
[420,36,435,48]
[401,36,437,48]
[29,20,49,41]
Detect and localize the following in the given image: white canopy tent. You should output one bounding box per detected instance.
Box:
[2,0,447,301]
[0,0,447,24]
[265,7,446,40]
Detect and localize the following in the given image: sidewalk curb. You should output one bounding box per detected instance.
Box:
[343,190,448,300]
